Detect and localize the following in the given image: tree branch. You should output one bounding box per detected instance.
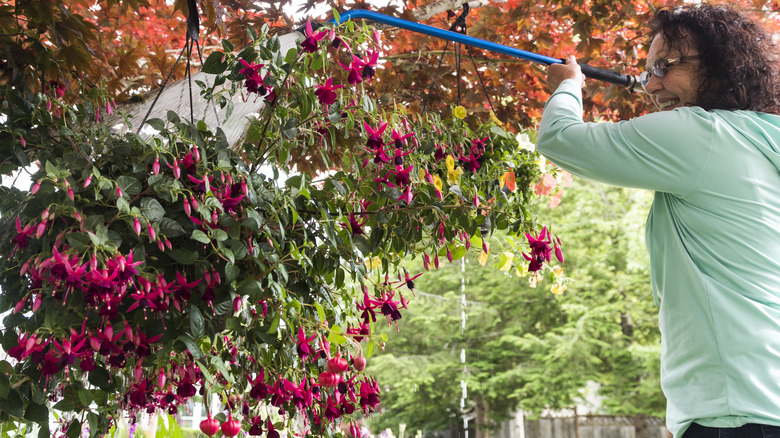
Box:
[412,0,504,22]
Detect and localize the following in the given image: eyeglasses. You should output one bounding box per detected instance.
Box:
[639,55,703,88]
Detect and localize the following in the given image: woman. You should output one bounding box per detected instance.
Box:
[538,5,780,438]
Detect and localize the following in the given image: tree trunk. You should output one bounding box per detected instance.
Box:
[633,414,648,438]
[475,396,490,438]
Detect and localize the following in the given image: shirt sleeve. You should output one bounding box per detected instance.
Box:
[536,79,715,197]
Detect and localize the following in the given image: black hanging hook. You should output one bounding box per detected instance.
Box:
[138,0,210,133]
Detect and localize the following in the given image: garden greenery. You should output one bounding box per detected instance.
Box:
[0,17,566,437]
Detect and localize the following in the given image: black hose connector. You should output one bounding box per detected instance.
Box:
[576,62,642,92]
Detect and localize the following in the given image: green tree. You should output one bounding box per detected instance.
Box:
[366,178,662,437]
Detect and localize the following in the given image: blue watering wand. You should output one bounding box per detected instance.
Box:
[326,9,642,92]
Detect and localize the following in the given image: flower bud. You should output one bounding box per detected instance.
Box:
[14,295,28,313]
[152,157,160,176]
[31,180,41,194]
[36,221,47,239]
[116,185,123,198]
[67,187,74,201]
[133,217,141,235]
[32,295,42,312]
[147,222,156,241]
[84,175,92,188]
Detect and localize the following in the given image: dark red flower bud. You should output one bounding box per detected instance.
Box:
[352,356,367,371]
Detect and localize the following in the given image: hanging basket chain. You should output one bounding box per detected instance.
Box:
[137,0,221,134]
[420,3,495,117]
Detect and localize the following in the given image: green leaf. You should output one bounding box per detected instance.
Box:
[168,249,197,265]
[214,299,232,316]
[140,197,165,221]
[116,196,130,213]
[159,217,186,237]
[315,302,326,323]
[246,123,262,144]
[195,361,213,385]
[66,419,81,438]
[53,397,76,412]
[88,367,115,391]
[0,372,9,398]
[222,39,234,52]
[221,247,235,265]
[0,389,23,418]
[376,210,392,224]
[117,176,142,196]
[369,227,384,253]
[225,262,240,284]
[202,51,228,74]
[179,335,204,360]
[190,305,205,339]
[284,47,299,63]
[328,325,347,345]
[238,280,263,302]
[191,230,210,244]
[212,228,228,242]
[77,389,92,408]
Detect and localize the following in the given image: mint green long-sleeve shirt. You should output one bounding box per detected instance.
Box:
[537,79,780,437]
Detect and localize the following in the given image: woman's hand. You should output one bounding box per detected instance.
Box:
[546,55,585,92]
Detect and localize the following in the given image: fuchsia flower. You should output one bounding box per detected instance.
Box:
[387,164,413,187]
[522,226,553,272]
[12,217,35,251]
[301,20,328,53]
[391,129,414,151]
[360,50,379,79]
[295,326,317,361]
[239,59,268,95]
[398,271,422,291]
[364,121,387,149]
[459,152,482,172]
[358,378,381,413]
[471,136,488,153]
[314,77,343,106]
[340,213,366,236]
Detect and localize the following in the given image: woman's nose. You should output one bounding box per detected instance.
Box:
[643,73,663,95]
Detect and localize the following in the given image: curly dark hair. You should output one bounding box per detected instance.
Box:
[649,4,780,114]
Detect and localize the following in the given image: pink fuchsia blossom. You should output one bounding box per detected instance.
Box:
[295,326,317,362]
[358,378,381,413]
[360,50,380,80]
[388,164,413,187]
[391,128,415,152]
[301,20,328,53]
[364,121,388,149]
[12,217,35,251]
[338,54,373,85]
[239,59,268,95]
[470,136,488,154]
[340,213,366,236]
[459,152,482,172]
[314,77,343,106]
[522,226,553,272]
